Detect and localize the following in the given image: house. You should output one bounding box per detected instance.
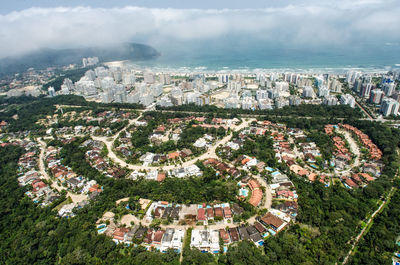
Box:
[154,206,164,218]
[241,158,250,165]
[89,184,102,193]
[144,229,153,244]
[113,227,129,242]
[153,230,165,244]
[153,172,165,184]
[228,168,241,178]
[277,201,298,215]
[360,173,374,182]
[238,227,250,240]
[228,227,239,242]
[162,207,173,219]
[161,228,174,252]
[223,207,232,219]
[219,229,230,244]
[249,189,263,207]
[197,208,206,222]
[363,164,379,176]
[343,177,358,189]
[254,221,267,233]
[256,162,266,172]
[206,208,214,220]
[180,148,193,158]
[124,226,139,242]
[260,212,287,232]
[32,180,47,192]
[171,207,180,220]
[168,151,180,160]
[246,226,259,236]
[250,233,263,245]
[232,203,244,215]
[66,177,82,189]
[214,207,223,218]
[135,227,147,239]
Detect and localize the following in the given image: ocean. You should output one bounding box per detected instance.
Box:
[133,43,400,73]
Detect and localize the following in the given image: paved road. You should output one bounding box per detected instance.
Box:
[37,138,88,205]
[341,186,396,265]
[336,128,361,167]
[93,118,255,172]
[97,117,275,229]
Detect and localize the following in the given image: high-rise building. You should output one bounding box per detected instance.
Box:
[275,81,289,91]
[156,95,173,107]
[315,76,325,88]
[380,97,400,116]
[127,91,140,104]
[48,86,56,97]
[289,95,301,106]
[360,83,373,98]
[318,86,330,97]
[258,98,274,110]
[256,89,268,100]
[101,91,113,103]
[392,91,400,103]
[382,82,395,97]
[274,97,289,108]
[352,79,362,93]
[346,71,361,85]
[160,74,171,85]
[302,86,314,98]
[85,70,96,81]
[196,95,211,106]
[144,72,155,84]
[241,97,255,110]
[369,89,384,104]
[328,78,342,93]
[218,74,229,83]
[323,95,338,106]
[60,85,70,95]
[340,94,355,108]
[82,57,99,67]
[122,73,136,86]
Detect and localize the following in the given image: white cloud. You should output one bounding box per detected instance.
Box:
[0,2,399,58]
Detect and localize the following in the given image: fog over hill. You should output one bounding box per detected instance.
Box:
[0,42,160,76]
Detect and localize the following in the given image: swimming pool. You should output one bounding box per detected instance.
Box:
[239,188,249,197]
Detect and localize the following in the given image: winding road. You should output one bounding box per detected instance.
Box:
[37,138,88,204]
[92,118,255,171]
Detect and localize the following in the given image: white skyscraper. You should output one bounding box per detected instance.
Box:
[48,86,56,97]
[274,97,289,109]
[318,87,330,97]
[340,94,355,108]
[323,95,338,106]
[256,90,268,100]
[382,82,395,97]
[360,83,373,98]
[380,97,400,116]
[289,95,301,106]
[122,73,136,86]
[144,72,155,84]
[160,74,171,85]
[302,86,314,98]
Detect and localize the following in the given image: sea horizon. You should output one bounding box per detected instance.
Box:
[131,43,400,73]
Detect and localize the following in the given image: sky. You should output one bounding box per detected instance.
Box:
[0,0,399,61]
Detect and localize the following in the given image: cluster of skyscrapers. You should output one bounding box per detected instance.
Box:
[347,71,400,116]
[54,62,399,116]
